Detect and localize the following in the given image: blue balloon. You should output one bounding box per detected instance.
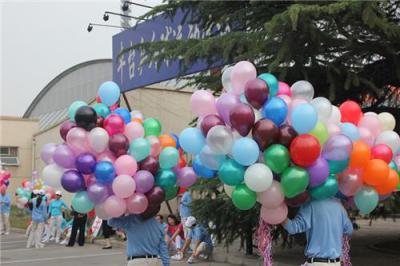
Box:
[98,81,121,107]
[192,156,216,179]
[170,133,180,149]
[261,97,288,126]
[94,161,116,184]
[232,138,260,166]
[291,104,318,134]
[258,73,278,96]
[113,107,131,124]
[179,128,205,155]
[340,122,360,141]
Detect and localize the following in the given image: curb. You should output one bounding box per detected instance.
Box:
[11,227,26,234]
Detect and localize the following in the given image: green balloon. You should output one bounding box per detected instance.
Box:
[143,118,162,137]
[327,159,349,174]
[309,121,329,145]
[155,170,177,189]
[231,184,257,210]
[264,144,290,174]
[164,186,179,200]
[129,137,151,161]
[68,101,87,121]
[389,160,398,171]
[16,187,24,196]
[354,186,378,215]
[310,174,339,200]
[281,166,309,198]
[159,147,179,169]
[218,159,245,186]
[93,103,111,118]
[72,191,94,214]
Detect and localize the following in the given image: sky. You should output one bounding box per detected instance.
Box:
[0,0,161,116]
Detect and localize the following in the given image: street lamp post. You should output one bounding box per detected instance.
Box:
[121,1,153,11]
[103,11,145,22]
[86,23,129,32]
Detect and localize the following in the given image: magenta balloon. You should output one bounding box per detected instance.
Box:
[41,143,58,164]
[176,167,197,188]
[216,93,240,125]
[200,115,225,136]
[322,134,353,161]
[109,133,129,157]
[338,168,363,196]
[260,203,288,225]
[285,191,310,207]
[257,180,284,208]
[104,195,127,218]
[229,103,255,136]
[139,156,160,175]
[307,157,330,188]
[126,193,149,214]
[60,121,77,141]
[53,144,76,169]
[87,182,111,204]
[134,170,155,193]
[145,186,165,204]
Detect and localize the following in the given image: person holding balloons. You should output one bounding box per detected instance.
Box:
[178,191,192,237]
[26,192,47,248]
[0,186,11,235]
[66,206,87,247]
[48,191,68,243]
[282,198,353,266]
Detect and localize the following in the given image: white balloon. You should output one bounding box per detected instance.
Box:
[88,127,109,153]
[207,126,233,155]
[375,131,400,155]
[95,203,111,220]
[378,112,396,131]
[364,112,378,117]
[311,97,332,122]
[221,66,234,92]
[253,109,262,123]
[328,106,341,125]
[42,164,64,188]
[224,184,234,198]
[244,163,273,192]
[290,80,314,101]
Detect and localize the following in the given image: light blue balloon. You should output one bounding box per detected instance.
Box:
[239,94,248,104]
[232,138,260,166]
[98,81,121,107]
[114,107,131,124]
[159,147,179,169]
[291,104,318,134]
[68,101,87,121]
[258,73,279,96]
[192,156,216,179]
[199,145,226,170]
[354,186,379,215]
[129,137,151,162]
[72,191,94,214]
[93,103,111,118]
[261,97,288,126]
[340,122,360,141]
[179,127,205,155]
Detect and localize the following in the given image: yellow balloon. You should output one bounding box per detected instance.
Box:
[378,112,396,131]
[310,121,329,145]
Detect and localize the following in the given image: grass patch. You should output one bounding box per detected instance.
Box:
[9,205,30,230]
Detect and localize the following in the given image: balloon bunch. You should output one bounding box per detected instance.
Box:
[180,61,400,224]
[41,81,196,219]
[0,169,11,193]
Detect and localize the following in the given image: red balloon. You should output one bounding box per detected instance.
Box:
[252,119,279,150]
[339,100,363,125]
[200,114,225,136]
[60,121,77,141]
[229,103,255,136]
[96,94,102,103]
[279,125,297,147]
[109,133,129,157]
[285,191,310,207]
[244,78,269,109]
[371,144,393,164]
[290,134,321,167]
[145,186,165,204]
[103,114,125,136]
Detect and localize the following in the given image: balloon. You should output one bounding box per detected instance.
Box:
[257,180,284,208]
[61,170,85,192]
[290,104,318,134]
[310,174,338,200]
[339,100,362,125]
[277,81,291,96]
[280,166,309,198]
[349,141,371,168]
[155,170,177,189]
[339,168,363,196]
[146,186,165,205]
[75,152,97,174]
[244,78,269,109]
[252,119,279,150]
[93,103,111,118]
[216,93,240,125]
[147,136,162,157]
[200,115,225,136]
[159,147,179,169]
[72,191,94,214]
[104,195,126,217]
[190,90,217,117]
[375,131,400,155]
[127,193,149,214]
[328,159,349,174]
[232,138,259,166]
[258,73,278,96]
[290,80,314,101]
[133,170,154,193]
[278,125,297,147]
[179,127,205,155]
[199,145,226,170]
[206,126,233,155]
[113,108,131,124]
[112,174,136,198]
[176,167,197,188]
[340,123,360,141]
[285,191,310,207]
[40,143,58,165]
[98,81,121,106]
[264,144,290,174]
[229,103,255,136]
[109,134,129,157]
[141,203,161,220]
[75,106,97,131]
[322,134,353,161]
[358,115,382,137]
[328,106,341,125]
[66,127,89,154]
[139,156,160,176]
[371,144,393,164]
[68,101,87,121]
[103,114,125,136]
[114,155,137,176]
[60,121,77,141]
[192,155,216,179]
[129,138,151,162]
[95,161,116,184]
[164,186,179,200]
[261,97,288,126]
[260,203,288,225]
[244,163,273,192]
[87,182,111,204]
[354,186,378,215]
[158,134,176,149]
[310,97,332,122]
[221,66,233,91]
[231,184,257,210]
[42,164,63,188]
[288,98,308,120]
[88,127,109,153]
[290,134,321,167]
[363,159,389,186]
[359,128,375,147]
[96,150,116,163]
[124,121,144,143]
[309,121,329,145]
[375,169,399,195]
[378,112,396,131]
[231,61,257,95]
[218,159,245,186]
[307,157,330,188]
[143,118,162,137]
[95,204,110,220]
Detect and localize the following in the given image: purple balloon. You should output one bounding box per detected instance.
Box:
[134,170,155,193]
[75,153,97,174]
[322,134,353,161]
[53,144,76,169]
[176,167,197,188]
[40,143,57,164]
[307,157,329,187]
[216,93,240,125]
[139,156,160,175]
[146,186,165,204]
[61,170,85,192]
[60,120,77,141]
[87,182,111,204]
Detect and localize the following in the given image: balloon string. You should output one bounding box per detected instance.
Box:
[342,235,351,266]
[256,218,273,266]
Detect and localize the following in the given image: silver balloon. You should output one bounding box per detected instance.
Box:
[199,145,226,170]
[328,105,341,125]
[375,131,400,155]
[311,97,332,122]
[207,126,234,155]
[291,80,314,101]
[221,66,234,92]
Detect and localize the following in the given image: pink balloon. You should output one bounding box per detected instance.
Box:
[96,150,116,163]
[327,123,341,136]
[191,90,217,117]
[103,114,125,136]
[359,127,375,147]
[278,94,292,106]
[126,193,149,214]
[112,175,136,198]
[230,61,257,95]
[66,127,90,154]
[84,175,96,187]
[257,181,284,209]
[277,81,291,96]
[338,168,363,197]
[124,122,144,142]
[260,203,288,225]
[114,155,138,176]
[104,195,127,218]
[358,115,382,137]
[147,136,162,157]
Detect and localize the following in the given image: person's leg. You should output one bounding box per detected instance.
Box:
[34,223,44,248]
[68,218,78,246]
[55,216,62,243]
[49,216,56,240]
[78,217,86,246]
[0,213,4,234]
[25,222,32,237]
[4,213,10,234]
[27,222,37,248]
[102,220,112,249]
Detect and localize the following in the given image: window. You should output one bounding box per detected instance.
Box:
[0,147,19,166]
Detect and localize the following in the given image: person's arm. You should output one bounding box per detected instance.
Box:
[181,237,191,253]
[4,195,11,208]
[181,193,192,206]
[158,230,170,266]
[169,227,181,242]
[282,204,312,235]
[61,200,68,210]
[342,207,353,236]
[108,214,132,229]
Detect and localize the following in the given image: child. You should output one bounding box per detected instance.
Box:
[27,193,47,248]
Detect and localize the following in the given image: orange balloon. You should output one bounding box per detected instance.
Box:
[159,134,176,148]
[131,118,143,124]
[363,159,389,186]
[349,141,371,168]
[375,169,399,195]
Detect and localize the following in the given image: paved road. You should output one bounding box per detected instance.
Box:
[0,232,231,266]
